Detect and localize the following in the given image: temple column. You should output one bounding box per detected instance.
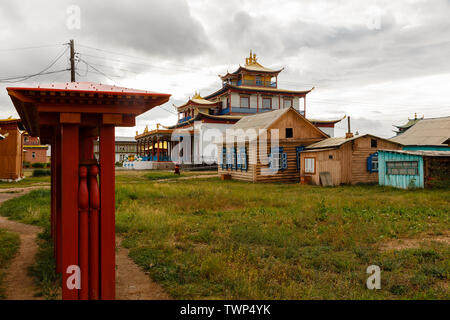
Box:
[157,137,160,162]
[151,137,155,160]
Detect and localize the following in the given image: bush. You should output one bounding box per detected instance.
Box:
[32,169,51,177]
[23,161,31,168]
[31,162,46,168]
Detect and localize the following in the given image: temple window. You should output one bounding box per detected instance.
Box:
[262,97,272,109]
[240,96,250,108]
[255,76,262,86]
[283,98,293,108]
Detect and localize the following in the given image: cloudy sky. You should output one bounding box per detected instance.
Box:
[1,0,449,137]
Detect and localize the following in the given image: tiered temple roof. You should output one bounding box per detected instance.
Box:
[393,113,424,135]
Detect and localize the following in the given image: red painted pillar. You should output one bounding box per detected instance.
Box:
[78,166,89,300]
[61,124,79,300]
[89,165,100,300]
[152,137,155,160]
[99,125,116,300]
[50,137,55,241]
[55,129,62,273]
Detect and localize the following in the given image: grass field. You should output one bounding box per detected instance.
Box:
[0,170,448,299]
[0,229,20,299]
[0,169,50,189]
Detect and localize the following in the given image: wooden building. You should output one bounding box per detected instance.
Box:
[378,149,450,189]
[0,118,25,180]
[217,107,328,182]
[300,134,403,186]
[23,132,49,164]
[390,116,450,151]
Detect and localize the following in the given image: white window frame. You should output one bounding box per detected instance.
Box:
[304,157,315,173]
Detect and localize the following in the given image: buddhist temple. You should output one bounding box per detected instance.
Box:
[393,113,424,136]
[133,52,343,166]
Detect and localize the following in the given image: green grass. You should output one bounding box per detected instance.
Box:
[0,189,59,299]
[0,175,50,189]
[0,171,449,300]
[0,229,20,299]
[115,177,450,299]
[116,170,216,184]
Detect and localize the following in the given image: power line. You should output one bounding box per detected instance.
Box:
[0,43,63,53]
[0,46,69,83]
[78,58,122,86]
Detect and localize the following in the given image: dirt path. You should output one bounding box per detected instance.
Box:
[0,187,170,300]
[116,238,170,300]
[0,190,42,300]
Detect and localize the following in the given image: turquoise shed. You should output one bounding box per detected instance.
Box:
[378,149,450,189]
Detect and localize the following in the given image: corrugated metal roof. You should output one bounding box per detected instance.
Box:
[379,149,450,157]
[231,108,291,131]
[306,133,403,150]
[390,116,450,146]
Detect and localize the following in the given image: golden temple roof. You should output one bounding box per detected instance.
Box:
[176,91,219,110]
[220,51,283,79]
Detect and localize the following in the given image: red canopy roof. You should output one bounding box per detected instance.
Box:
[7,82,171,138]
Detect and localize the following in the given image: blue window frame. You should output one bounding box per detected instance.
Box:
[231,147,237,170]
[221,146,227,169]
[367,152,378,172]
[296,146,305,171]
[269,147,287,171]
[226,148,232,169]
[237,146,247,171]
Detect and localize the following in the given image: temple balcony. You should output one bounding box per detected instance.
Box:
[178,115,192,123]
[237,79,277,87]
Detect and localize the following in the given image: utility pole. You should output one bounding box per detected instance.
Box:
[69,39,75,82]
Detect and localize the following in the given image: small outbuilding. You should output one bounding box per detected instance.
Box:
[378,149,450,189]
[217,107,329,182]
[300,134,403,186]
[0,118,25,180]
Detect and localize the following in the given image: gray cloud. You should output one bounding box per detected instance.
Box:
[1,0,450,138]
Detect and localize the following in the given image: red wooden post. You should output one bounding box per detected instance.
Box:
[50,136,55,241]
[7,82,170,300]
[89,165,100,300]
[78,166,89,300]
[61,124,79,300]
[55,130,62,273]
[99,125,116,300]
